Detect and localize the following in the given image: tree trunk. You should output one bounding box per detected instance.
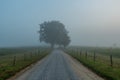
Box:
[51,43,54,49]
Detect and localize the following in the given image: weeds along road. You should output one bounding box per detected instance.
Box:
[9,49,104,80]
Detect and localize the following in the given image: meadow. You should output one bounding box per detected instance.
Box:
[66,46,120,80]
[0,47,51,80]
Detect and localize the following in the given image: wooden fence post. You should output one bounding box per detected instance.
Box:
[13,56,16,66]
[77,49,79,56]
[85,51,87,59]
[30,53,32,58]
[110,55,113,67]
[80,50,82,57]
[24,54,26,61]
[93,51,96,62]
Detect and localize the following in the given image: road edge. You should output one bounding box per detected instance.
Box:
[7,55,49,80]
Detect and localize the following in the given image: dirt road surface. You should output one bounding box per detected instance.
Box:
[8,49,104,80]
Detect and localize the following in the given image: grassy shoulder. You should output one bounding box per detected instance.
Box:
[66,50,120,80]
[0,47,51,80]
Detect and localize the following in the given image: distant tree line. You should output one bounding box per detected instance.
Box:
[38,20,70,48]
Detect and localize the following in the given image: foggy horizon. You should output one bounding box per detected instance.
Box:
[0,0,120,48]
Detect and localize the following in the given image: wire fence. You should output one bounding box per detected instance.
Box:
[66,48,120,68]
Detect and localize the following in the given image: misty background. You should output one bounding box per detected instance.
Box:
[0,0,120,47]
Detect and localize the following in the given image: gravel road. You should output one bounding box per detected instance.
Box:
[9,49,104,80]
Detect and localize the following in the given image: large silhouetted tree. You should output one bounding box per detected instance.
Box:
[38,21,70,48]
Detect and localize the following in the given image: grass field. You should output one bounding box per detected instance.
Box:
[69,46,120,58]
[66,46,120,80]
[0,47,51,80]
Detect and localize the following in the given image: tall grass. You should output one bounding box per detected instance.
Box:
[0,47,51,80]
[66,47,120,80]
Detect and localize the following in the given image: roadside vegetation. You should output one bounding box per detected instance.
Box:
[66,46,120,80]
[0,47,51,80]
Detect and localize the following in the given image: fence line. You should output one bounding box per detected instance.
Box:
[68,48,120,68]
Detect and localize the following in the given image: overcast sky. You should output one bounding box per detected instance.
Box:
[0,0,120,47]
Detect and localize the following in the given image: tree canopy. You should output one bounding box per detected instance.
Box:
[38,21,70,48]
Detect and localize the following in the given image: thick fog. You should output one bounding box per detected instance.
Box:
[0,0,120,47]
